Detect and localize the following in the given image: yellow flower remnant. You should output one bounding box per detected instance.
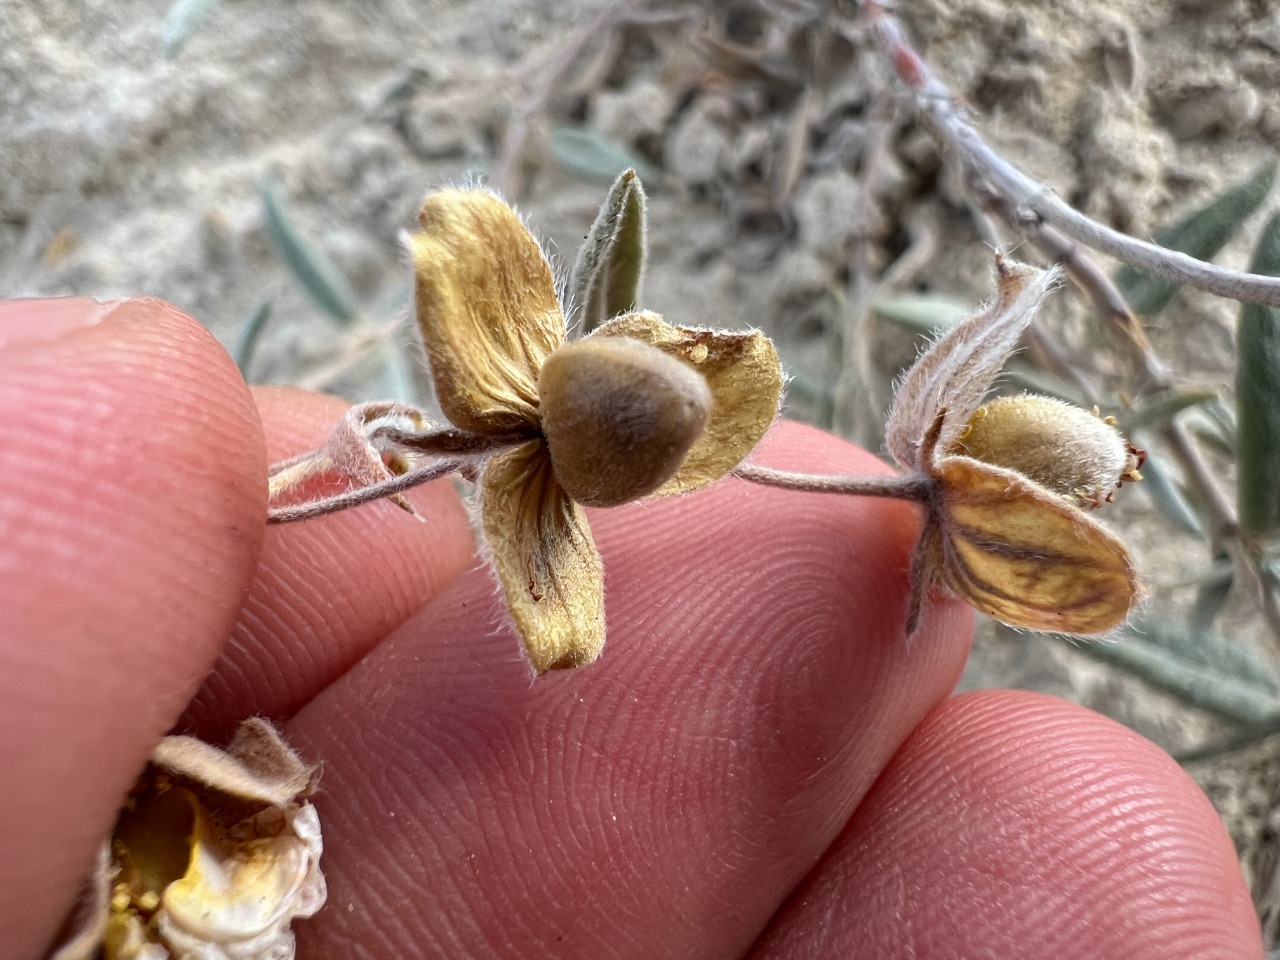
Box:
[884,257,1140,634]
[407,188,783,672]
[49,720,324,960]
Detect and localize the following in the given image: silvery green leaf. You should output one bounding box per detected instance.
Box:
[1115,163,1276,316]
[234,300,273,378]
[550,128,656,184]
[871,294,969,336]
[1134,437,1206,538]
[1237,212,1280,540]
[261,179,360,327]
[1068,618,1280,725]
[1118,387,1217,432]
[1188,552,1232,632]
[570,169,648,333]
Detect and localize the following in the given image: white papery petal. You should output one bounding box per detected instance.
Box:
[155,804,325,960]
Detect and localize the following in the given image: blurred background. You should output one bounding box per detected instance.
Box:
[4,0,1279,944]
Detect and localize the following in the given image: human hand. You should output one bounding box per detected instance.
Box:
[1,298,1260,959]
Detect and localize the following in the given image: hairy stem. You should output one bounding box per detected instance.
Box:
[268,458,464,524]
[734,463,932,501]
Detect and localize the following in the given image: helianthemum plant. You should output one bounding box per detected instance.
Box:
[269,180,783,672]
[738,257,1143,634]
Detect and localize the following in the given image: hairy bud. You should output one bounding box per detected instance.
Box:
[539,336,712,507]
[957,394,1138,505]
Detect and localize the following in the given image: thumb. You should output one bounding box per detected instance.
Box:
[0,298,267,960]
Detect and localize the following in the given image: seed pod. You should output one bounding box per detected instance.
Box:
[539,335,712,507]
[956,394,1133,504]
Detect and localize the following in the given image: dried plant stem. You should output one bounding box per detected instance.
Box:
[866,4,1280,308]
[295,317,407,393]
[493,0,631,197]
[836,91,899,445]
[267,458,465,524]
[734,464,931,501]
[1163,421,1280,648]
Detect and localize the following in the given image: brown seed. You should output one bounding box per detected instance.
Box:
[539,336,712,507]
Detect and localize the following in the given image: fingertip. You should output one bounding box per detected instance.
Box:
[752,690,1262,959]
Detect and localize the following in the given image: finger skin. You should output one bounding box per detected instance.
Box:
[180,386,474,742]
[0,299,266,960]
[749,690,1262,960]
[286,423,976,959]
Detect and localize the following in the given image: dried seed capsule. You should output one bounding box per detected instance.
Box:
[539,335,712,507]
[956,394,1134,505]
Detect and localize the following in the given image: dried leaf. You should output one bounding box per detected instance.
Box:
[570,169,648,334]
[1237,211,1280,541]
[592,311,783,495]
[885,259,1061,471]
[479,442,605,672]
[935,457,1137,633]
[409,189,565,434]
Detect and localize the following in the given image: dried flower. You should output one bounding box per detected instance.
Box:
[50,720,324,960]
[407,188,782,671]
[740,256,1141,635]
[883,257,1140,633]
[267,185,783,673]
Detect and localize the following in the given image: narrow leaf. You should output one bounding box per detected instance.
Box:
[161,0,223,58]
[1188,551,1233,632]
[1119,387,1217,432]
[871,294,969,336]
[1135,437,1206,538]
[570,169,648,333]
[1065,619,1280,725]
[550,128,656,184]
[261,179,360,326]
[1237,212,1280,540]
[233,300,273,377]
[1115,163,1276,315]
